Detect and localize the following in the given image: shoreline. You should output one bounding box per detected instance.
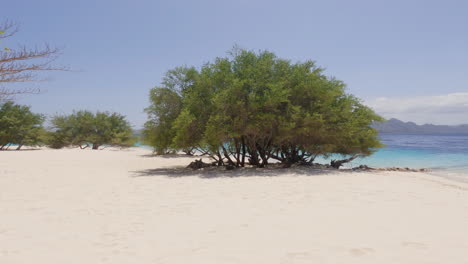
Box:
[4,145,468,176]
[2,145,468,181]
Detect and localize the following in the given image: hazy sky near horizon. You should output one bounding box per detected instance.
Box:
[3,0,468,127]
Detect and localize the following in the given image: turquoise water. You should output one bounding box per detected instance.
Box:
[316,134,468,177]
[134,141,153,150]
[350,148,468,172]
[136,134,468,175]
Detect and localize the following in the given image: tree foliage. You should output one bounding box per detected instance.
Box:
[50,111,135,150]
[0,101,45,150]
[144,48,383,168]
[143,86,182,154]
[143,67,196,154]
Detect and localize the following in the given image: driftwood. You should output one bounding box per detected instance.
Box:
[186,156,430,173]
[352,165,429,172]
[353,165,374,170]
[377,167,429,172]
[186,159,212,170]
[186,159,239,171]
[330,155,359,169]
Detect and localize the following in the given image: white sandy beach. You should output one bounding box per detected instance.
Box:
[1,147,468,263]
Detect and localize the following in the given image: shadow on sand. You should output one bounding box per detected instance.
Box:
[131,165,348,179]
[0,148,42,151]
[139,153,195,159]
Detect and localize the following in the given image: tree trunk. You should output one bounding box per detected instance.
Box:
[232,138,240,167]
[92,144,99,150]
[241,137,246,167]
[257,147,268,168]
[247,144,260,167]
[221,146,236,166]
[216,151,224,166]
[16,144,23,150]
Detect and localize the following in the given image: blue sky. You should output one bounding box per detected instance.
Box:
[3,0,468,127]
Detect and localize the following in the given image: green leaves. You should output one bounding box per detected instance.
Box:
[50,111,134,149]
[143,87,183,154]
[0,101,45,149]
[145,47,383,165]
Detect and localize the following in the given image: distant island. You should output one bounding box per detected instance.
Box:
[373,118,468,134]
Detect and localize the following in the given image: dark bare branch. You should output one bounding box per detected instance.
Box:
[0,20,19,39]
[0,20,67,98]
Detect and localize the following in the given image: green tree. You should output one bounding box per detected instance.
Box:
[143,88,182,154]
[0,101,45,150]
[143,67,197,154]
[50,111,135,150]
[145,48,383,168]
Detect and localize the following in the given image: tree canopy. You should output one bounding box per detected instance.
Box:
[146,48,383,168]
[50,111,135,150]
[0,101,45,150]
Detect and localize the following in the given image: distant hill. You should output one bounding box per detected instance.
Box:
[373,118,468,134]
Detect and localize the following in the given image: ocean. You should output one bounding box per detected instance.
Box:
[347,134,468,171]
[333,133,468,182]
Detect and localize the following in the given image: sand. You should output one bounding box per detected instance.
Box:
[1,147,468,264]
